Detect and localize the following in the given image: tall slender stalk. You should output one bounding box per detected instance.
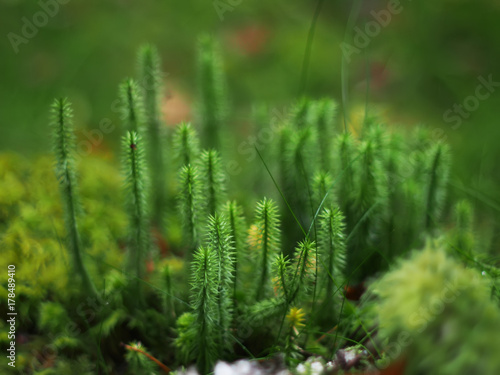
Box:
[318,207,346,318]
[50,98,99,299]
[190,246,219,374]
[424,142,450,230]
[335,132,357,230]
[206,214,235,354]
[138,44,166,228]
[250,198,281,301]
[223,201,246,301]
[312,98,337,171]
[197,35,227,149]
[119,78,144,134]
[198,149,226,220]
[122,131,149,303]
[451,199,474,259]
[178,164,202,252]
[289,239,316,304]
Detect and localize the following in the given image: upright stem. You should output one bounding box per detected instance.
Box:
[51,98,99,300]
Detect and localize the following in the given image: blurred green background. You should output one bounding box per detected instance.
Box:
[1,0,499,221]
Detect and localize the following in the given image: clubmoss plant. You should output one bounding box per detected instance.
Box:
[50,98,99,299]
[249,103,274,195]
[311,98,338,171]
[424,142,451,231]
[450,199,475,259]
[161,264,175,324]
[36,42,485,375]
[119,78,144,134]
[174,312,196,364]
[399,179,424,247]
[289,97,312,129]
[280,124,316,250]
[198,149,226,220]
[138,44,166,228]
[190,246,219,374]
[206,214,235,354]
[122,131,149,303]
[272,253,292,301]
[284,307,306,365]
[351,138,388,279]
[318,207,347,318]
[278,99,314,218]
[335,132,357,230]
[197,35,227,149]
[249,198,281,301]
[287,126,316,207]
[312,171,335,213]
[172,122,200,168]
[383,132,404,260]
[178,164,202,251]
[277,123,296,252]
[278,123,293,191]
[222,200,247,299]
[355,138,388,223]
[289,239,316,304]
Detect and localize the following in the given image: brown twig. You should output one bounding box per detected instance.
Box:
[121,342,171,374]
[316,325,337,343]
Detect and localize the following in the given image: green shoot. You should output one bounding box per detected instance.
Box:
[122,131,149,303]
[198,149,226,220]
[50,98,99,299]
[137,44,166,228]
[196,35,227,149]
[312,98,338,171]
[206,214,235,354]
[173,122,200,168]
[249,198,281,301]
[119,78,144,134]
[222,201,247,300]
[178,164,202,251]
[190,246,219,374]
[424,142,451,230]
[318,207,346,321]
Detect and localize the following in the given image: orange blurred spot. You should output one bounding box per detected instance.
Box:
[230,25,269,55]
[162,87,191,127]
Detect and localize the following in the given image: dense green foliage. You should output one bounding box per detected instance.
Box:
[1,40,500,375]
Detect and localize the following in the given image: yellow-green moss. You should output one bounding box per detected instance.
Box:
[371,241,500,374]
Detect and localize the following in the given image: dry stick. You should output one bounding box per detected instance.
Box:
[121,343,171,374]
[316,325,338,344]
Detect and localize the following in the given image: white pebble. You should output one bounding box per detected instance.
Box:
[214,361,234,375]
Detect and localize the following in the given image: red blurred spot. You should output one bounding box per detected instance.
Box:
[379,358,406,375]
[151,226,170,257]
[370,61,390,91]
[344,283,366,301]
[231,25,269,55]
[359,357,406,375]
[146,258,155,274]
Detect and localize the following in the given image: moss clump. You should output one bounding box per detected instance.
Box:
[371,242,500,374]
